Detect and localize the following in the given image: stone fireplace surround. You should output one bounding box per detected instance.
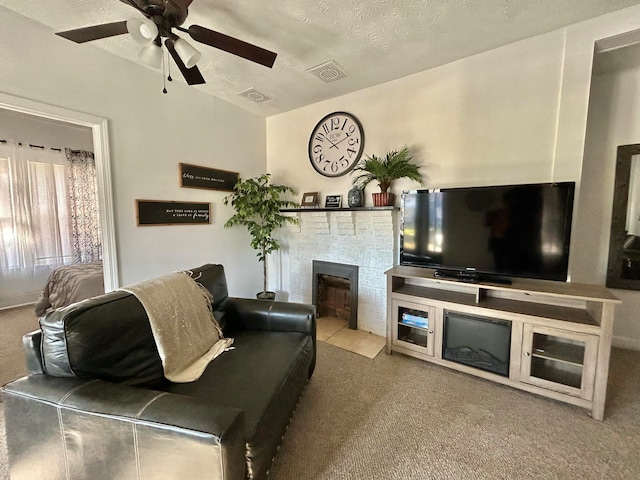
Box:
[274,208,397,337]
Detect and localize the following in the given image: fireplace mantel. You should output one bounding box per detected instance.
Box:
[281,206,398,213]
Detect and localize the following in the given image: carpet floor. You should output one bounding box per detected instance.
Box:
[1,305,639,479]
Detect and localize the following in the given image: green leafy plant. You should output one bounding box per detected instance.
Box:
[223,173,298,297]
[351,146,425,193]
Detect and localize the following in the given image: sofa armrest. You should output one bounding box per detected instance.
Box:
[2,376,246,480]
[225,297,316,336]
[22,330,44,375]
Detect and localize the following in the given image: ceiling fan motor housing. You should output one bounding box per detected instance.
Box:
[136,0,188,37]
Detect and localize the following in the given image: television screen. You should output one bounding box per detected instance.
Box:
[400,182,575,282]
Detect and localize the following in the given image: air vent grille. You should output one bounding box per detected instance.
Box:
[307,60,348,84]
[237,88,272,103]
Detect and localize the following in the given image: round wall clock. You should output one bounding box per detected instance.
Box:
[308,111,365,177]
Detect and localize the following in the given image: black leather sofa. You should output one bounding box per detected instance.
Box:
[2,264,316,480]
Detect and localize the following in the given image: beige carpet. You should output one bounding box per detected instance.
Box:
[1,305,640,479]
[0,305,39,389]
[268,344,640,480]
[0,304,39,480]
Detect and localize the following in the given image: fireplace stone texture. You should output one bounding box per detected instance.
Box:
[275,209,397,336]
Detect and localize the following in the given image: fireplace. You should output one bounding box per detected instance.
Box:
[312,260,358,330]
[276,209,396,336]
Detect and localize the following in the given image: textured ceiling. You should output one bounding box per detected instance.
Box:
[4,0,640,117]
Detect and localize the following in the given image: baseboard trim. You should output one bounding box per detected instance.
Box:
[612,335,640,351]
[0,302,35,312]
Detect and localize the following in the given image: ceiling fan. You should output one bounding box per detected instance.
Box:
[55,0,277,87]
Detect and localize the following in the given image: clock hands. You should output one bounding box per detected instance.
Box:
[324,136,341,149]
[328,133,351,149]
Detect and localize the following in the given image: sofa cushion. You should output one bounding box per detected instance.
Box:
[164,330,314,480]
[39,264,230,388]
[188,264,230,328]
[39,291,166,387]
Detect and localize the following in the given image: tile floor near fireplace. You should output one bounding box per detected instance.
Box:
[317,316,386,359]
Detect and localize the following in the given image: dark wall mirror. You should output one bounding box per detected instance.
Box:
[607,144,640,289]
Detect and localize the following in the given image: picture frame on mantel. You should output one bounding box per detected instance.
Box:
[180,163,238,191]
[325,195,342,208]
[301,192,318,207]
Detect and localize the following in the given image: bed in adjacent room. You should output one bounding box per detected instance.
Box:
[34,262,104,315]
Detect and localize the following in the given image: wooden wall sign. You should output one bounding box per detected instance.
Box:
[136,200,211,226]
[180,163,238,191]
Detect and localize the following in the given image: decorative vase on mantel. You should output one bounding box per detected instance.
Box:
[347,185,364,208]
[372,192,395,207]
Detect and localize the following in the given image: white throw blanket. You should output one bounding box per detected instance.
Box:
[120,272,233,382]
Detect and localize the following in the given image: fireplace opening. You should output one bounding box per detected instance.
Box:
[312,261,358,329]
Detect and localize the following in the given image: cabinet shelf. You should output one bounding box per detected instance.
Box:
[398,321,429,332]
[393,284,476,306]
[530,359,583,389]
[532,339,585,367]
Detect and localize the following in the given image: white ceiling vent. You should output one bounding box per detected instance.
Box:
[307,60,348,84]
[237,88,272,103]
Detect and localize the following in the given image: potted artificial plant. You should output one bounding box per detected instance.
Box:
[351,146,425,206]
[223,173,298,300]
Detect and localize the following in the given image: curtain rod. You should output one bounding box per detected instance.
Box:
[0,139,62,151]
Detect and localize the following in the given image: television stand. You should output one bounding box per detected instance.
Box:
[386,266,620,420]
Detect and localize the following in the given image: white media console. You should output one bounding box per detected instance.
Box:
[385,266,620,420]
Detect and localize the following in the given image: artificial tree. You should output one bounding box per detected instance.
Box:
[223,173,298,299]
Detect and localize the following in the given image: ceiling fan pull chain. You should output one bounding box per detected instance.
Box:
[162,49,168,94]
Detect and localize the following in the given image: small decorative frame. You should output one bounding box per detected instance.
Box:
[301,192,318,207]
[325,195,342,208]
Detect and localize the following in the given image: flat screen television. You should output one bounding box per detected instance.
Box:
[400,182,575,283]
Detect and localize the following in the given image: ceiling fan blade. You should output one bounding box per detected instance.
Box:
[165,38,206,85]
[56,21,129,43]
[186,24,277,68]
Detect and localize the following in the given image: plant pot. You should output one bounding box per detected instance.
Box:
[372,192,395,207]
[257,291,276,301]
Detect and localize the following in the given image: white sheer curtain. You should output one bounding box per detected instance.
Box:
[0,141,73,282]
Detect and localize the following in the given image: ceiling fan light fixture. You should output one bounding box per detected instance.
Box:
[174,38,201,69]
[139,43,163,69]
[126,17,158,46]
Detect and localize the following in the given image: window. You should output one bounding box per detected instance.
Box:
[0,143,73,272]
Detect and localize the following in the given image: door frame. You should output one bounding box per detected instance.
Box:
[0,92,119,291]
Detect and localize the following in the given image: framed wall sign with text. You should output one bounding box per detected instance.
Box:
[180,163,238,191]
[136,200,211,226]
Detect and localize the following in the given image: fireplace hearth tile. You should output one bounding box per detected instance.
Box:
[317,316,348,341]
[322,322,386,359]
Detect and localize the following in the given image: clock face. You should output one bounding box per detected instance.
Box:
[308,111,365,177]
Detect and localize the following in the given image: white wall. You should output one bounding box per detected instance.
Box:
[0,109,93,150]
[267,29,566,200]
[267,5,640,349]
[0,7,266,297]
[577,66,640,349]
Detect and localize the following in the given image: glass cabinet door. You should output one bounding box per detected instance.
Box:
[392,300,436,356]
[520,324,598,400]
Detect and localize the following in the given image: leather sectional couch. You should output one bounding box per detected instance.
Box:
[2,264,316,480]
